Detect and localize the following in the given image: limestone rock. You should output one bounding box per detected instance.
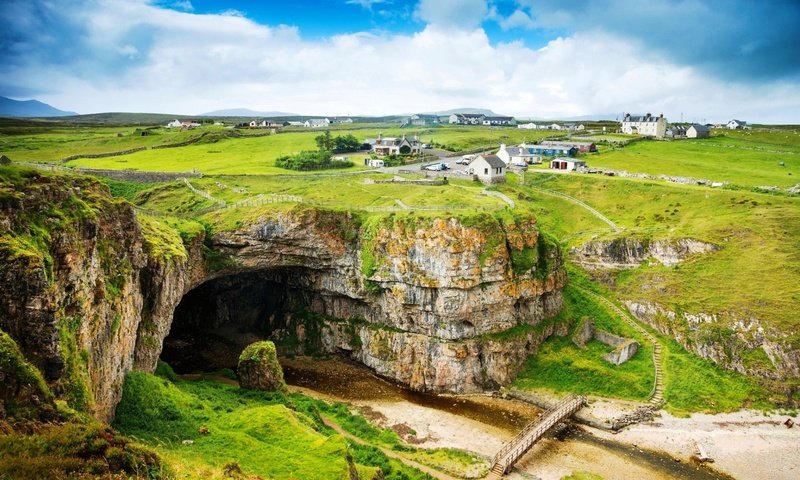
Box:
[571,237,719,269]
[238,341,286,392]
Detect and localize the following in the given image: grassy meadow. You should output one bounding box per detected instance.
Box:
[112,365,485,480]
[502,172,800,333]
[588,130,800,188]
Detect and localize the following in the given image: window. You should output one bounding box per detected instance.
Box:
[484,168,488,175]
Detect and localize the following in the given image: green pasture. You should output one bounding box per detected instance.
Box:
[589,131,800,187]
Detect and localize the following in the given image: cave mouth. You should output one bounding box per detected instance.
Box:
[161,268,322,374]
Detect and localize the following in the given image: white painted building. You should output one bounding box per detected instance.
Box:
[304,118,331,128]
[726,119,748,129]
[550,157,586,171]
[686,124,710,138]
[166,119,182,128]
[518,122,538,129]
[621,113,667,139]
[496,143,542,166]
[468,154,506,184]
[371,133,421,155]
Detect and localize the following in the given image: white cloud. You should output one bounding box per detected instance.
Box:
[498,9,536,30]
[415,0,488,29]
[171,0,193,12]
[345,0,386,9]
[4,0,797,123]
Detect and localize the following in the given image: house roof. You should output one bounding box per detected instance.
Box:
[454,113,485,118]
[689,124,709,132]
[624,113,662,122]
[476,154,506,169]
[729,119,746,124]
[505,147,538,156]
[484,116,514,121]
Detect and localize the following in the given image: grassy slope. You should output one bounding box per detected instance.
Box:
[512,270,771,415]
[502,172,800,333]
[589,130,800,188]
[113,368,484,480]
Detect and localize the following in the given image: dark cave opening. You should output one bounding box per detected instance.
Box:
[160,269,319,374]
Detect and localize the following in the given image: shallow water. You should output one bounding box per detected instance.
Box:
[280,355,732,480]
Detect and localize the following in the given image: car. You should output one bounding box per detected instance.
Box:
[456,157,471,165]
[424,163,443,171]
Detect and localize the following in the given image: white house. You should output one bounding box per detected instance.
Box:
[550,158,586,171]
[550,123,563,130]
[726,119,748,129]
[468,154,506,184]
[406,114,440,126]
[304,118,331,128]
[482,116,516,126]
[449,113,485,125]
[286,121,305,127]
[166,119,182,128]
[518,122,538,129]
[686,124,710,138]
[621,113,667,139]
[371,134,421,155]
[496,143,542,166]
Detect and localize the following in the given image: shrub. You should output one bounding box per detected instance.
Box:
[274,150,354,171]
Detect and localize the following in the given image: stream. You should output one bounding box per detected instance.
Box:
[280,356,732,480]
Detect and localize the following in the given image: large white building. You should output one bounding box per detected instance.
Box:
[621,113,667,139]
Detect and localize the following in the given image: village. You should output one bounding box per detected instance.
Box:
[163,111,752,186]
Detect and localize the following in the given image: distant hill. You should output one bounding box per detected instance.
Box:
[0,96,77,117]
[200,108,299,117]
[421,108,503,116]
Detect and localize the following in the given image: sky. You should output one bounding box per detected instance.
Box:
[1,0,799,122]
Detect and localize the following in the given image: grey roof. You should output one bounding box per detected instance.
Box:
[624,113,662,122]
[506,147,538,156]
[479,154,506,169]
[689,124,709,132]
[456,113,486,118]
[730,119,746,124]
[484,116,514,121]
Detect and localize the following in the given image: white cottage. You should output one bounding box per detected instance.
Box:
[621,113,667,138]
[550,157,586,171]
[468,154,506,184]
[496,143,542,166]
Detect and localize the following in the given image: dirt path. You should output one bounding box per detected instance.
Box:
[321,415,462,480]
[526,184,622,232]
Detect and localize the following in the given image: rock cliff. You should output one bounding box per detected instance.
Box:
[624,300,800,385]
[0,167,567,421]
[571,237,718,269]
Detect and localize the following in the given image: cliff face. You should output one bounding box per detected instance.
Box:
[625,300,800,383]
[570,237,719,269]
[1,168,567,421]
[1,169,153,420]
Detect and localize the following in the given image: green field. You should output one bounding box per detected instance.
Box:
[588,131,800,188]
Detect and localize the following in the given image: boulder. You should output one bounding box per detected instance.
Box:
[238,341,286,392]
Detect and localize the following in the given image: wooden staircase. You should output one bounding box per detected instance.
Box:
[579,288,665,407]
[486,394,586,479]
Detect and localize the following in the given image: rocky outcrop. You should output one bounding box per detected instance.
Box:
[570,317,639,365]
[571,237,719,269]
[624,300,800,382]
[1,169,568,421]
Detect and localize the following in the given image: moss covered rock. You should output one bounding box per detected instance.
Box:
[0,329,56,420]
[237,341,286,392]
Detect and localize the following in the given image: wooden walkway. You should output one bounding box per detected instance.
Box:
[486,394,586,479]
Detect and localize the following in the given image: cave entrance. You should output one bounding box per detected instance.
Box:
[161,269,320,374]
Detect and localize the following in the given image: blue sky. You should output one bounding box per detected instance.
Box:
[1,0,798,122]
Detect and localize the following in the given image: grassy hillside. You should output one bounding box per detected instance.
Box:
[113,366,484,480]
[588,131,800,188]
[502,172,800,334]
